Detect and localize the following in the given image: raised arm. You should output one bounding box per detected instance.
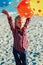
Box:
[2,10,15,31]
[22,18,30,31]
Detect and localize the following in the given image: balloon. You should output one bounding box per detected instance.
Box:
[0,0,12,7]
[30,0,43,16]
[17,0,33,18]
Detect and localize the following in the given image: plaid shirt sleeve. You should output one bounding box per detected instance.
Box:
[7,16,15,31]
[22,20,30,31]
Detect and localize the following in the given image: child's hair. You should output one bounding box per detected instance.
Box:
[26,18,30,22]
[15,15,21,22]
[15,15,21,26]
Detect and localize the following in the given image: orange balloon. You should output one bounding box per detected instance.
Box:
[17,0,33,18]
[22,0,28,1]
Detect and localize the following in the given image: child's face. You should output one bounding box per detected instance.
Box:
[16,18,22,29]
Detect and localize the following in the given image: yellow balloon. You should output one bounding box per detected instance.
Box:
[29,0,43,16]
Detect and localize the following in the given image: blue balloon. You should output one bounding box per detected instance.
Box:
[0,0,12,7]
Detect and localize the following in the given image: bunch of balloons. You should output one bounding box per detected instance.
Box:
[0,0,43,18]
[17,0,43,18]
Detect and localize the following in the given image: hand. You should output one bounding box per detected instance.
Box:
[2,10,9,17]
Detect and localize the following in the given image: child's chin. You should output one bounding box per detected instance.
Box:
[17,27,22,29]
[18,26,21,29]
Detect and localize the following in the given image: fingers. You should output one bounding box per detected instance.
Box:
[2,10,10,17]
[2,10,8,13]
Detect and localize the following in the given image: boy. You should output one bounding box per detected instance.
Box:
[2,10,30,65]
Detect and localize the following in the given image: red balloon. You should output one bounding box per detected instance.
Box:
[17,0,33,18]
